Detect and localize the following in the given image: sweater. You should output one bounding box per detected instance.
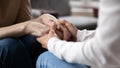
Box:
[47,0,120,68]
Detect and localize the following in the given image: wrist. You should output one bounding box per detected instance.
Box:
[22,21,31,35]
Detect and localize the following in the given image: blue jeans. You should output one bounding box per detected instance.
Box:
[0,35,46,68]
[36,51,88,68]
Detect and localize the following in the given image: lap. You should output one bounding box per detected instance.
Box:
[19,35,46,53]
[36,51,88,68]
[0,35,46,68]
[19,35,47,64]
[0,38,23,52]
[0,38,33,68]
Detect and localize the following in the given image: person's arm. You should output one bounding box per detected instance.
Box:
[0,20,49,39]
[45,0,120,67]
[0,22,26,38]
[59,20,95,42]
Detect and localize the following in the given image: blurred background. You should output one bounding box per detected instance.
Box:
[30,0,99,30]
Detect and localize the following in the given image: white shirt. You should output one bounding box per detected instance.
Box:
[47,0,120,68]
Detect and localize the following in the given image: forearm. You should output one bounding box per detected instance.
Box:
[47,0,120,67]
[0,22,27,38]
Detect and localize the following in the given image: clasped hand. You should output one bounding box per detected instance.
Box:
[36,14,78,49]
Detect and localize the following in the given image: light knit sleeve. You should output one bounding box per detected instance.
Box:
[47,0,120,68]
[77,30,95,42]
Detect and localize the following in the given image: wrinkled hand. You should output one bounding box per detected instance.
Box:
[24,21,49,37]
[37,23,57,49]
[60,20,78,41]
[56,20,71,40]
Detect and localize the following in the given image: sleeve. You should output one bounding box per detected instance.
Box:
[77,30,95,42]
[16,0,32,23]
[47,0,120,68]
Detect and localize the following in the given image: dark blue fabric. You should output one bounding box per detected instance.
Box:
[0,35,46,68]
[19,35,47,67]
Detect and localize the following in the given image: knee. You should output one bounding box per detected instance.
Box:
[0,38,21,51]
[36,51,49,63]
[36,51,54,68]
[0,38,33,68]
[36,52,88,68]
[0,38,23,59]
[36,51,53,62]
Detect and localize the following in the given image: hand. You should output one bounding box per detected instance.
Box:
[38,14,71,40]
[24,21,49,37]
[56,20,71,41]
[60,20,78,41]
[38,14,60,29]
[36,22,57,49]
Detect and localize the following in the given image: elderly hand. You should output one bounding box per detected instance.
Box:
[59,20,78,41]
[56,20,71,40]
[38,14,71,40]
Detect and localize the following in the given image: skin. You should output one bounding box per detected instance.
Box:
[39,14,71,40]
[37,19,78,49]
[37,22,57,49]
[0,14,70,39]
[60,20,78,41]
[0,16,49,39]
[0,12,75,48]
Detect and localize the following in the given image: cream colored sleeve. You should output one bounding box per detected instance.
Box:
[77,30,95,42]
[47,0,120,68]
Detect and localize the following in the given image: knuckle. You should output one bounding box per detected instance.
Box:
[69,23,73,26]
[66,23,72,26]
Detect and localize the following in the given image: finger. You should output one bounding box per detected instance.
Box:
[63,25,71,40]
[60,20,77,39]
[59,20,66,25]
[49,29,55,37]
[55,31,63,39]
[59,20,77,41]
[35,26,50,37]
[36,35,45,43]
[59,20,72,33]
[36,35,48,49]
[51,22,57,30]
[60,24,71,40]
[64,20,76,35]
[48,22,57,37]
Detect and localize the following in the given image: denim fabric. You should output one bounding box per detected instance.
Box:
[36,51,88,68]
[0,35,46,68]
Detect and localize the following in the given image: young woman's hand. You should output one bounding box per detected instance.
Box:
[60,20,78,41]
[24,21,49,37]
[37,14,71,40]
[38,14,61,29]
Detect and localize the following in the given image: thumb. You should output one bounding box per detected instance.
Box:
[48,22,56,37]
